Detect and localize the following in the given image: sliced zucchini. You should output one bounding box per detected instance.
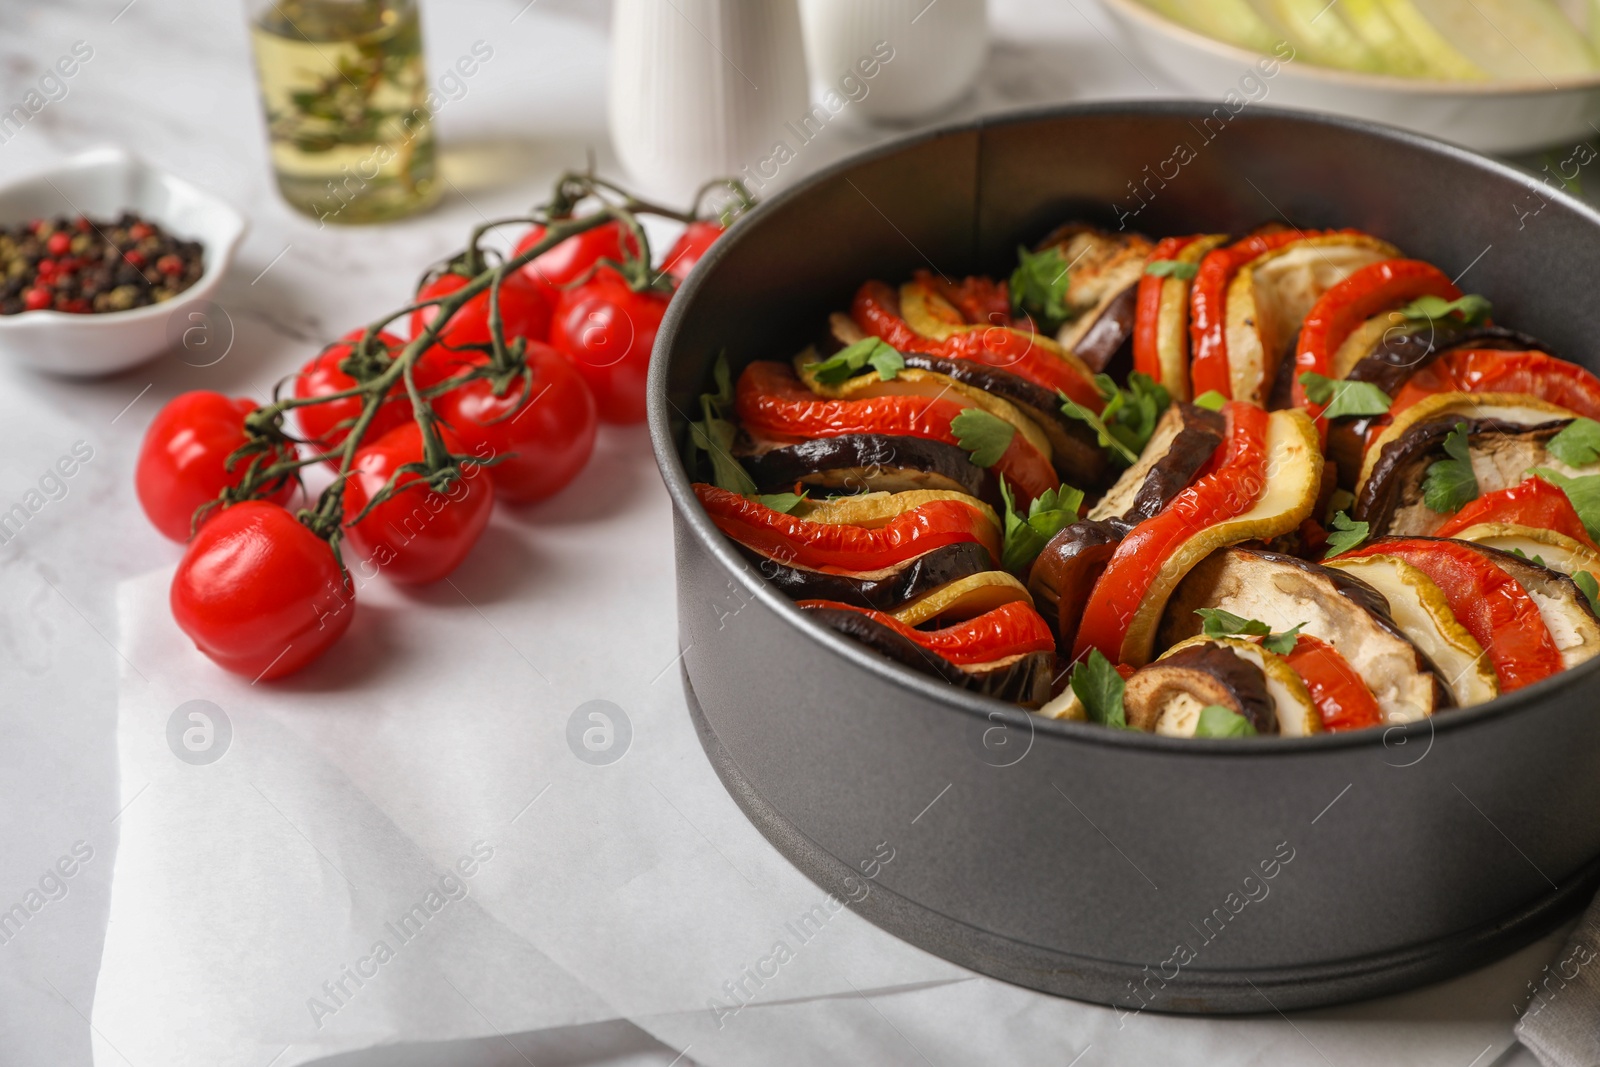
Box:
[1446,522,1600,587]
[891,570,1034,627]
[1151,233,1229,400]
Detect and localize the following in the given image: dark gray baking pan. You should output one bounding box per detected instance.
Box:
[646,101,1600,1013]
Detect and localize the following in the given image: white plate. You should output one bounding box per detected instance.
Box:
[1099,0,1600,153]
[0,146,247,377]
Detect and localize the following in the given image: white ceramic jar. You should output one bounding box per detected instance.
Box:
[609,0,811,202]
[798,0,988,123]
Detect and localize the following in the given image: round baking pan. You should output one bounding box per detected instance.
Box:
[647,101,1600,1013]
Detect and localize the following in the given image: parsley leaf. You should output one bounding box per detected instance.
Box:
[1009,245,1074,332]
[1530,468,1600,543]
[950,408,1016,467]
[1196,608,1271,639]
[1574,570,1600,615]
[999,477,1085,573]
[1422,422,1478,514]
[1261,623,1305,656]
[1545,417,1600,468]
[1144,259,1199,280]
[754,491,808,514]
[1297,372,1392,420]
[1323,511,1370,557]
[1397,293,1492,327]
[1194,704,1258,738]
[1070,649,1128,729]
[1059,372,1168,467]
[687,353,759,495]
[1192,390,1228,412]
[810,337,903,385]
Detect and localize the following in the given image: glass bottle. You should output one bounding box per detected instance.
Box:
[247,0,440,224]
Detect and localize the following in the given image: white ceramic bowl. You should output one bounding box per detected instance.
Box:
[0,147,247,377]
[1099,0,1600,154]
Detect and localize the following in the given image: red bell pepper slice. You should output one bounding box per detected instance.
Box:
[1276,634,1382,732]
[1189,228,1356,399]
[915,270,1014,328]
[1292,259,1460,418]
[1433,476,1599,551]
[1071,402,1269,664]
[1389,349,1600,423]
[1335,538,1562,693]
[1132,235,1201,388]
[734,360,1060,504]
[797,598,1055,666]
[850,281,1104,411]
[694,483,999,573]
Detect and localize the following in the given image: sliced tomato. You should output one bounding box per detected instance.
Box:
[1133,235,1201,387]
[1293,259,1460,419]
[1277,633,1382,732]
[694,483,998,572]
[1433,476,1599,551]
[734,361,1060,504]
[796,598,1054,666]
[1388,349,1600,424]
[1335,538,1562,693]
[1072,402,1268,663]
[850,281,1104,410]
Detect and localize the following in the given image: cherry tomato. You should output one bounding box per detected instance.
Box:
[292,328,413,454]
[660,220,723,284]
[409,270,551,383]
[432,342,598,503]
[170,501,352,680]
[137,391,295,543]
[340,422,494,583]
[549,267,668,424]
[513,218,642,304]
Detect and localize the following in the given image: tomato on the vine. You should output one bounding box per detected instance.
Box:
[514,219,641,304]
[433,341,598,503]
[293,328,413,453]
[137,391,296,543]
[170,501,352,680]
[661,220,724,283]
[340,422,494,583]
[410,270,551,382]
[548,267,667,424]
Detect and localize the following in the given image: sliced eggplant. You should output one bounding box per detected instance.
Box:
[1449,541,1600,672]
[1358,392,1580,497]
[1342,324,1552,394]
[1156,636,1322,736]
[1224,234,1399,405]
[1146,233,1230,400]
[1087,402,1225,524]
[891,570,1034,627]
[1117,409,1323,666]
[1123,641,1275,735]
[736,540,993,612]
[1445,523,1600,588]
[740,433,998,507]
[801,605,1053,705]
[1033,224,1154,370]
[1323,553,1499,707]
[1027,519,1126,650]
[1159,545,1447,723]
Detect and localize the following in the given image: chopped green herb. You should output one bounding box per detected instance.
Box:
[1196,608,1271,639]
[1574,570,1600,615]
[1261,623,1305,656]
[754,491,808,514]
[1070,649,1128,729]
[1060,393,1137,466]
[1102,372,1172,458]
[810,337,903,385]
[950,408,1016,468]
[999,477,1085,573]
[1194,704,1258,738]
[688,353,758,495]
[1009,245,1075,332]
[1323,511,1369,558]
[1530,468,1600,543]
[1297,372,1392,420]
[1192,390,1228,412]
[1144,259,1199,280]
[1397,293,1492,328]
[1545,417,1600,468]
[1422,422,1478,514]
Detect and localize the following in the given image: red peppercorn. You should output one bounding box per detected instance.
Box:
[35,259,58,279]
[23,287,53,311]
[128,223,153,241]
[75,216,92,232]
[124,250,146,268]
[46,232,71,256]
[27,218,44,235]
[156,254,184,276]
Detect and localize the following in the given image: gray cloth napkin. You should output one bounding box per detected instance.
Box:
[1516,894,1600,1067]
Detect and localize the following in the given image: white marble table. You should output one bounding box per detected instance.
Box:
[0,1,1570,1064]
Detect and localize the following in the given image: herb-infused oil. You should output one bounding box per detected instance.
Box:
[249,0,439,224]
